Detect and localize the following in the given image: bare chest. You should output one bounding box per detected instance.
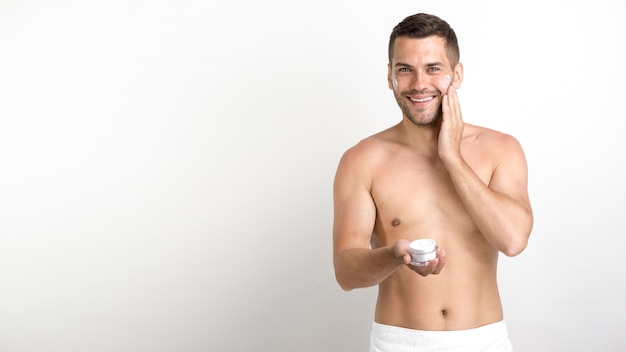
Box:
[370,154,489,245]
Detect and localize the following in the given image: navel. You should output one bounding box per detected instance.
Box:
[391,218,401,226]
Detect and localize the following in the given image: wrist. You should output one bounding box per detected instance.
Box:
[439,151,464,168]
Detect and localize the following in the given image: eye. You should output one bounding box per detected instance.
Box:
[398,67,411,73]
[427,67,441,73]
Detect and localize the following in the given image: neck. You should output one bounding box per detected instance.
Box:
[398,117,442,155]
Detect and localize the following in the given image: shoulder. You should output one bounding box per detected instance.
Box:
[334,127,398,187]
[339,127,398,166]
[462,124,528,181]
[463,124,528,188]
[464,123,524,155]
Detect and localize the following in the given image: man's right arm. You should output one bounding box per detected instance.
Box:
[332,146,405,291]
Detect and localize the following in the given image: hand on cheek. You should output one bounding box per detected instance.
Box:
[439,74,463,161]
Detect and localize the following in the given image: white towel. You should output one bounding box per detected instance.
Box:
[370,320,513,352]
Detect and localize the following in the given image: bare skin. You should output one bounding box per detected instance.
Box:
[332,36,533,331]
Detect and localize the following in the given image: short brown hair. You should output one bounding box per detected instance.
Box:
[388,13,460,68]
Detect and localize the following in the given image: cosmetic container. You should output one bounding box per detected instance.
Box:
[409,239,437,266]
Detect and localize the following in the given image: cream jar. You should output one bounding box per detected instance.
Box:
[409,239,438,266]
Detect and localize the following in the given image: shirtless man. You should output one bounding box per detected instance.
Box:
[332,13,533,351]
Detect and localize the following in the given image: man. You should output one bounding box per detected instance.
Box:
[332,13,533,352]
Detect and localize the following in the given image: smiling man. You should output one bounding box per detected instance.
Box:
[332,13,533,352]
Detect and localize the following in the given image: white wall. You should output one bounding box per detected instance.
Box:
[1,1,625,351]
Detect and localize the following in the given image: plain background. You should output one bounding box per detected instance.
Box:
[1,0,625,351]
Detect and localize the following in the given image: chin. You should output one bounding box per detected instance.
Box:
[407,114,441,126]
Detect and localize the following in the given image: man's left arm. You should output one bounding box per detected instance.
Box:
[439,85,533,256]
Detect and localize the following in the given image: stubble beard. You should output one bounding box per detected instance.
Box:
[393,88,443,126]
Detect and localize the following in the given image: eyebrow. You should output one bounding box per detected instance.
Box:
[394,61,446,68]
[426,62,445,68]
[394,62,414,68]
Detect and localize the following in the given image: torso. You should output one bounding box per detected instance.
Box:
[365,122,504,331]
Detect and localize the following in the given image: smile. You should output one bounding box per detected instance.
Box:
[409,96,434,103]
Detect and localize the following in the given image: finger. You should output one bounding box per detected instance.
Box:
[445,87,456,116]
[442,94,450,119]
[432,249,446,274]
[411,262,432,277]
[446,83,455,99]
[432,260,446,275]
[447,85,462,122]
[437,248,446,260]
[416,259,439,276]
[426,258,439,273]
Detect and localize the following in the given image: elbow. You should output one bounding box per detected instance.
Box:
[335,275,355,291]
[501,238,527,257]
[333,252,361,291]
[500,216,533,257]
[501,229,531,257]
[335,272,356,291]
[336,279,354,292]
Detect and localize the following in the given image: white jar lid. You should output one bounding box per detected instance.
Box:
[409,239,437,254]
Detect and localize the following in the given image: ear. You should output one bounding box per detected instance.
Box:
[452,62,464,89]
[387,63,394,90]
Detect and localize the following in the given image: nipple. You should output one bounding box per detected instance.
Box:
[391,218,401,226]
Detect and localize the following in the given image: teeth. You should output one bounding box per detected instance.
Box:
[410,97,433,103]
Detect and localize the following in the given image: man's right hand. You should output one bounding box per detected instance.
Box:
[396,240,446,277]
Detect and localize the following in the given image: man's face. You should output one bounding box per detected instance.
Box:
[388,36,458,126]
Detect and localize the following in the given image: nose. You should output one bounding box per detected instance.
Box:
[409,70,430,92]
